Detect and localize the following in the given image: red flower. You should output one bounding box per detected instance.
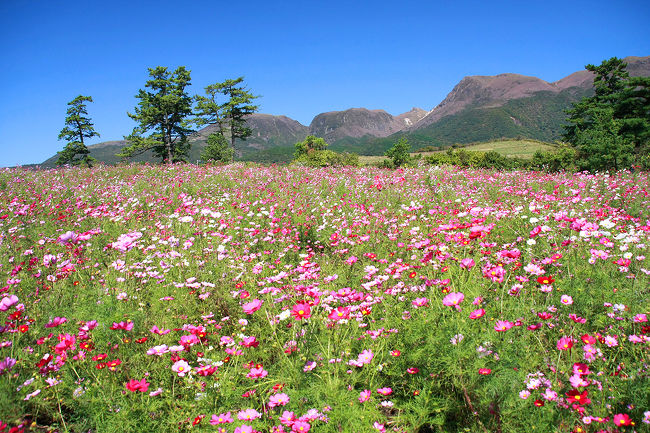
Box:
[291,303,312,320]
[106,359,122,371]
[536,276,554,285]
[565,389,590,406]
[125,378,150,393]
[407,367,419,374]
[92,353,107,361]
[478,368,491,375]
[533,399,544,407]
[613,413,632,426]
[390,350,401,357]
[581,334,597,344]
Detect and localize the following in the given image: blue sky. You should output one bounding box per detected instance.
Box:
[0,0,648,167]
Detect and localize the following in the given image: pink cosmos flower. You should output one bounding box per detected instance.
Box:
[237,409,261,421]
[125,378,150,393]
[0,295,18,311]
[412,297,428,308]
[632,313,647,323]
[560,295,573,305]
[210,412,234,425]
[240,336,259,348]
[269,393,290,407]
[172,360,191,376]
[494,320,513,332]
[469,308,485,319]
[57,231,79,245]
[327,306,350,321]
[292,421,311,432]
[484,266,505,283]
[147,344,169,356]
[150,325,171,335]
[110,321,134,331]
[556,336,574,351]
[613,413,632,426]
[247,367,268,379]
[45,317,67,328]
[460,258,475,270]
[359,389,371,402]
[54,333,76,354]
[356,349,374,365]
[234,425,254,433]
[376,387,392,396]
[179,334,200,346]
[442,292,464,307]
[242,299,263,314]
[604,335,618,347]
[291,303,311,320]
[279,410,296,426]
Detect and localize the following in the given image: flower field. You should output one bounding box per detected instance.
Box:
[0,164,648,433]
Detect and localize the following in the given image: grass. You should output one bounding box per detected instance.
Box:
[358,139,557,165]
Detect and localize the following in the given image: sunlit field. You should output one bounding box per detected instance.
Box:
[0,164,648,433]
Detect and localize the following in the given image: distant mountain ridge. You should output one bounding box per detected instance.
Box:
[39,55,649,166]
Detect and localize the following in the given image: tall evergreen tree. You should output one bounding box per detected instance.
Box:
[194,77,259,149]
[564,57,649,170]
[119,66,194,164]
[57,95,99,167]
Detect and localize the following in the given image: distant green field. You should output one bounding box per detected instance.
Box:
[358,139,557,165]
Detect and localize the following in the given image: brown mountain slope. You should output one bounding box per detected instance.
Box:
[309,107,427,142]
[412,55,650,131]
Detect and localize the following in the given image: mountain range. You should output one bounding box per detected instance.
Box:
[40,55,650,166]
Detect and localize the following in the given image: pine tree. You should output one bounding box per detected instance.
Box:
[194,77,259,150]
[120,66,194,164]
[57,95,99,167]
[564,57,649,170]
[201,132,234,163]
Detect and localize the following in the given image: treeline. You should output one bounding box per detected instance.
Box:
[422,147,581,172]
[56,67,259,167]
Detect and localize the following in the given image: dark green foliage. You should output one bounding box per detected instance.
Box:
[120,66,194,164]
[57,95,99,167]
[294,135,328,159]
[530,146,577,172]
[293,135,358,166]
[564,57,649,170]
[385,137,411,167]
[424,149,529,170]
[573,107,634,171]
[201,133,234,164]
[293,150,359,167]
[195,77,259,149]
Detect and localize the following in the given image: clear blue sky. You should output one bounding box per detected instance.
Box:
[0,0,648,167]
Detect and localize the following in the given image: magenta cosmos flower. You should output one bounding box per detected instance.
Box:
[494,320,514,332]
[442,292,464,307]
[268,393,290,407]
[291,303,311,320]
[172,360,191,376]
[210,412,233,425]
[376,387,392,396]
[469,308,485,319]
[556,336,574,351]
[242,299,263,314]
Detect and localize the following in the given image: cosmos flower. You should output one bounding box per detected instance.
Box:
[291,303,311,320]
[442,292,464,307]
